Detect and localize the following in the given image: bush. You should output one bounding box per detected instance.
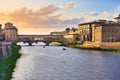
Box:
[0,45,21,80]
[66,45,120,53]
[68,41,77,45]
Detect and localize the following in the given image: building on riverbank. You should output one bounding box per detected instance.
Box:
[0,24,3,40]
[78,14,120,42]
[50,32,63,35]
[76,14,120,49]
[62,28,80,43]
[3,22,18,41]
[54,14,120,49]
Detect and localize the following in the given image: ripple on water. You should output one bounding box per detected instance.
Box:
[11,46,120,80]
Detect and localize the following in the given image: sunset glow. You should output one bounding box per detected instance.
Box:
[0,0,120,34]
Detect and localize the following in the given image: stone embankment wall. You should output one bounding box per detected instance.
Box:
[0,42,12,61]
[82,42,120,49]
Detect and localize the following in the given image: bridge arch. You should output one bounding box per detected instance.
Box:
[17,42,29,46]
[18,35,65,46]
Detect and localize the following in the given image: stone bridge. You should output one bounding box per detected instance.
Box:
[17,35,64,46]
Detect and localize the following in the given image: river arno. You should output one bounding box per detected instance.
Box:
[11,45,120,80]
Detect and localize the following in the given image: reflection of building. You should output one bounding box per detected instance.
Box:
[78,14,120,42]
[3,22,18,41]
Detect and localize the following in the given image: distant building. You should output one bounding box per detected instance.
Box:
[50,32,63,35]
[114,14,120,23]
[3,22,18,41]
[69,28,78,35]
[62,28,79,43]
[63,34,79,43]
[78,14,120,42]
[0,24,3,40]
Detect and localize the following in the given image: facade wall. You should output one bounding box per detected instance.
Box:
[78,22,120,43]
[50,32,63,35]
[82,42,120,49]
[3,22,18,41]
[4,29,18,41]
[94,26,102,42]
[78,24,92,42]
[102,26,120,42]
[63,34,79,43]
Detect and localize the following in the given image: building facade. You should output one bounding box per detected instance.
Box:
[50,32,63,35]
[0,24,3,40]
[3,22,18,41]
[62,28,79,43]
[78,14,120,42]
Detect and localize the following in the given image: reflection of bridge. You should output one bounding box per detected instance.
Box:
[18,35,64,46]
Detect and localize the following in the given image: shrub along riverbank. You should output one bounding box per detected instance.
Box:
[0,45,21,80]
[66,44,120,53]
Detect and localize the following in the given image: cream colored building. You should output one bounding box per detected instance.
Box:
[50,32,63,35]
[63,34,79,43]
[62,28,79,43]
[0,24,3,40]
[114,14,120,23]
[68,28,78,35]
[78,14,120,42]
[3,22,18,41]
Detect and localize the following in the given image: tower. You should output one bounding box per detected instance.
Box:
[3,22,18,41]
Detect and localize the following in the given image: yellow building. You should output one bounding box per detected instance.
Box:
[62,28,79,43]
[0,24,3,40]
[78,14,120,42]
[3,22,18,41]
[50,32,63,35]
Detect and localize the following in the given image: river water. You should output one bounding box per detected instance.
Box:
[11,42,120,80]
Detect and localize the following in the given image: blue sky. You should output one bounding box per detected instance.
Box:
[0,0,120,34]
[0,0,119,14]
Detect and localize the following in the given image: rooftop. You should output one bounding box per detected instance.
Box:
[114,14,120,19]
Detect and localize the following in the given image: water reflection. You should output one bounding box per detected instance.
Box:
[12,44,120,80]
[17,42,46,46]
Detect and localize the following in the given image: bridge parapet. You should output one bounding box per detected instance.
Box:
[18,35,64,46]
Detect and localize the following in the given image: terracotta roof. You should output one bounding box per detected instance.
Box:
[114,17,120,19]
[78,21,100,26]
[114,14,120,19]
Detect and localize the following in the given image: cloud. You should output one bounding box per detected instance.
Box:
[90,12,99,16]
[101,11,113,19]
[34,3,59,15]
[0,3,82,34]
[0,3,115,34]
[118,6,120,10]
[65,2,75,9]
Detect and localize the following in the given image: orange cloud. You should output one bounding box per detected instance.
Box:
[65,2,75,9]
[0,2,114,34]
[0,3,82,34]
[101,11,113,20]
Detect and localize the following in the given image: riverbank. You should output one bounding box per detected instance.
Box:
[0,45,21,80]
[65,45,120,53]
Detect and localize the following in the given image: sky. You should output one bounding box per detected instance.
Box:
[0,0,120,34]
